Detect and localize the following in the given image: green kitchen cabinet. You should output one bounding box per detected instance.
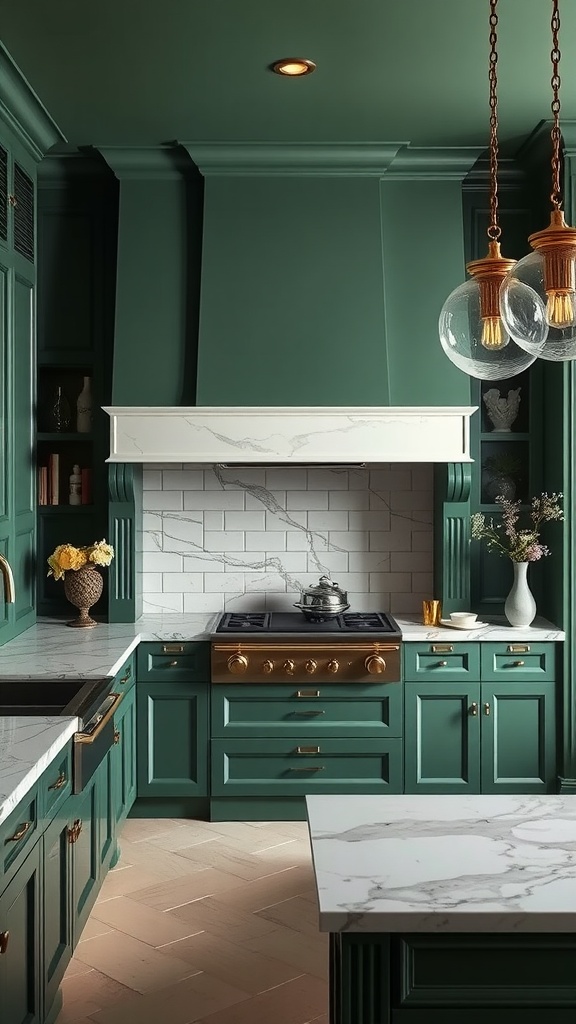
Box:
[42,807,72,1013]
[111,682,137,826]
[0,841,41,1024]
[481,680,556,793]
[68,754,113,944]
[136,680,209,799]
[404,680,482,793]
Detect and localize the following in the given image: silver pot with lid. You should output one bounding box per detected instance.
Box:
[294,575,350,622]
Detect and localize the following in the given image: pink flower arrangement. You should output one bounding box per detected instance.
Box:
[471,493,563,562]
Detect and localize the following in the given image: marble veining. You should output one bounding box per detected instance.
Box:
[307,794,576,933]
[397,614,565,642]
[0,716,78,825]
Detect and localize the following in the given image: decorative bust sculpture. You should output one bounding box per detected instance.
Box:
[482,387,521,432]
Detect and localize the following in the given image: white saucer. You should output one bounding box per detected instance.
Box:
[439,618,489,631]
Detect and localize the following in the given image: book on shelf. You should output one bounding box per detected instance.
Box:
[48,453,60,505]
[38,466,48,505]
[81,467,92,505]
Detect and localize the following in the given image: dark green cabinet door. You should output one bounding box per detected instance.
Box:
[112,684,137,825]
[0,842,41,1024]
[70,757,111,944]
[42,808,72,1014]
[137,681,209,797]
[481,681,557,793]
[405,682,481,793]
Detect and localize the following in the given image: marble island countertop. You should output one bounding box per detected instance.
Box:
[307,794,576,934]
[0,716,78,825]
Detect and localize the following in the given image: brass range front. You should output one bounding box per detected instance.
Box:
[211,641,401,684]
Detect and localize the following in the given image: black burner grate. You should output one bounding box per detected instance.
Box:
[221,613,270,630]
[341,613,388,630]
[215,610,400,635]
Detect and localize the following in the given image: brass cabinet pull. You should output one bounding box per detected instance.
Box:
[438,660,448,667]
[296,745,320,754]
[113,729,121,744]
[162,643,184,654]
[169,660,178,667]
[508,644,530,654]
[6,821,31,843]
[468,702,478,716]
[296,690,320,698]
[292,710,326,716]
[119,670,131,684]
[289,766,326,772]
[484,702,491,716]
[431,644,453,654]
[48,772,67,791]
[67,819,82,844]
[75,693,123,744]
[513,660,525,667]
[0,930,9,954]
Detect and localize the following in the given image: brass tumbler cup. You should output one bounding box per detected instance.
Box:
[422,600,442,626]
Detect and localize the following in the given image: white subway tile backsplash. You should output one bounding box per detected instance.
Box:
[140,462,434,613]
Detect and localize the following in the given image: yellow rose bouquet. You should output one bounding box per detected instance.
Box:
[47,539,115,581]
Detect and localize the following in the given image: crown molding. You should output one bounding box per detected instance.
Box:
[181,141,406,177]
[0,42,64,160]
[96,145,194,180]
[386,147,484,181]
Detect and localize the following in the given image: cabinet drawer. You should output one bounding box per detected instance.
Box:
[41,743,73,820]
[403,643,479,680]
[211,684,402,738]
[481,643,556,681]
[113,652,136,693]
[0,783,40,887]
[211,738,402,796]
[137,642,209,682]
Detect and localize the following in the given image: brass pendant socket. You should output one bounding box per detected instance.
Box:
[466,241,516,319]
[529,210,576,295]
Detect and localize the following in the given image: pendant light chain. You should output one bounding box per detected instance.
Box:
[550,0,562,210]
[487,0,501,241]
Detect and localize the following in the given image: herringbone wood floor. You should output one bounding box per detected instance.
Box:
[55,818,328,1024]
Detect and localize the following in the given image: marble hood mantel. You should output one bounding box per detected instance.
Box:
[103,406,476,464]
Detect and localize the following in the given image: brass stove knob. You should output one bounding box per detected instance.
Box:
[227,653,248,675]
[263,659,274,674]
[327,659,339,674]
[284,659,295,675]
[365,654,386,675]
[305,659,317,674]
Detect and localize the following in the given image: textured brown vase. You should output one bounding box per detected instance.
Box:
[63,564,103,628]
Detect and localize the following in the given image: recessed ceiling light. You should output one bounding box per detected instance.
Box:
[271,59,316,77]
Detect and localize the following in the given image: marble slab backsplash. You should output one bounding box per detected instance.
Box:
[140,464,434,614]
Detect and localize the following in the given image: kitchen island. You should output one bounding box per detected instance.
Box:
[307,794,576,1023]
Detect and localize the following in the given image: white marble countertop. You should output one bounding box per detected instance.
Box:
[307,794,576,934]
[395,614,565,642]
[0,716,78,825]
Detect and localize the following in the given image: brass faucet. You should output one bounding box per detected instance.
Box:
[0,553,15,603]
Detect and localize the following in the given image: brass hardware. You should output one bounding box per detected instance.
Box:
[0,930,9,954]
[513,660,525,667]
[289,766,326,772]
[284,659,295,675]
[508,644,530,653]
[296,690,320,698]
[67,819,82,844]
[296,745,320,754]
[119,673,130,684]
[431,644,453,654]
[169,660,178,667]
[113,729,121,744]
[212,643,400,652]
[438,660,448,667]
[263,659,274,674]
[305,659,317,674]
[484,702,491,716]
[0,553,16,604]
[292,710,326,716]
[469,702,478,716]
[48,772,67,791]
[227,653,248,674]
[6,821,31,843]
[7,194,17,207]
[365,654,386,675]
[327,659,339,674]
[74,693,123,744]
[162,643,184,654]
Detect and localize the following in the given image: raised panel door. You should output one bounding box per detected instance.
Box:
[137,682,208,797]
[42,808,72,1013]
[481,681,557,793]
[112,684,136,824]
[0,842,41,1024]
[405,682,481,793]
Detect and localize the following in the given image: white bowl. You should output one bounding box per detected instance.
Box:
[449,612,478,627]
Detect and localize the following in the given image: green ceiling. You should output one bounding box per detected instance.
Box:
[2,0,576,151]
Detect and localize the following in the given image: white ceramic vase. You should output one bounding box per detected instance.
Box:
[504,561,536,628]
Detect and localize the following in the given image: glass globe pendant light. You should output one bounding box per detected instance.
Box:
[500,0,576,362]
[439,0,536,380]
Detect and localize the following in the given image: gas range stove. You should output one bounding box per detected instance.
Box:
[211,611,401,684]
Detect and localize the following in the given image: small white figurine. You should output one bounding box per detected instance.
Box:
[482,387,521,432]
[69,464,82,505]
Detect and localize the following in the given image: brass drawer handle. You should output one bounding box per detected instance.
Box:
[48,772,67,791]
[296,745,320,754]
[67,819,83,844]
[438,660,448,667]
[290,766,326,772]
[113,729,121,744]
[119,670,131,684]
[0,930,9,954]
[296,690,320,698]
[431,644,453,654]
[469,702,478,716]
[162,643,184,654]
[169,660,178,667]
[484,702,491,716]
[75,693,122,744]
[6,821,31,843]
[292,710,326,716]
[508,644,530,653]
[513,660,525,667]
